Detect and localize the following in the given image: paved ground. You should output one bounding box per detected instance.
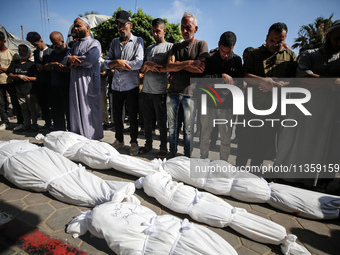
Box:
[1,118,340,255]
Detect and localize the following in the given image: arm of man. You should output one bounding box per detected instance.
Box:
[141,61,165,73]
[297,51,339,90]
[166,54,205,73]
[243,51,289,92]
[104,39,130,70]
[0,66,7,73]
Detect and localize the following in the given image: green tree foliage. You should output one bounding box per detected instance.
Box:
[79,10,99,17]
[91,7,182,55]
[292,14,339,55]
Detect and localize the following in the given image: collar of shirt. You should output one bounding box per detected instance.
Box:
[39,46,49,61]
[119,33,135,46]
[260,44,287,55]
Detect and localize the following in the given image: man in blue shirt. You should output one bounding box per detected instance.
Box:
[105,10,144,156]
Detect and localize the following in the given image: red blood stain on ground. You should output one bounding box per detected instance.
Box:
[0,219,87,255]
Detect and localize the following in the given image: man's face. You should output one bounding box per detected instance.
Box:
[116,21,132,39]
[265,30,287,53]
[50,35,65,54]
[181,17,197,42]
[329,29,340,51]
[152,24,166,43]
[31,39,45,51]
[73,19,88,39]
[219,43,234,60]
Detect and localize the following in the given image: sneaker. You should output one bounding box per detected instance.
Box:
[130,142,138,156]
[0,123,6,131]
[13,124,25,131]
[112,140,124,149]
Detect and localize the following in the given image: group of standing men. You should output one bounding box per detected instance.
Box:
[1,10,338,183]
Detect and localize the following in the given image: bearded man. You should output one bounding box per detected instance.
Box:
[105,10,144,155]
[65,17,103,140]
[44,31,71,131]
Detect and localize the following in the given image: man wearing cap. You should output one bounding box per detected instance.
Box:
[105,10,144,156]
[166,12,208,158]
[65,17,103,140]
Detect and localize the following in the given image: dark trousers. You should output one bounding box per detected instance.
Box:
[37,83,52,126]
[112,87,139,144]
[236,110,279,167]
[50,85,70,131]
[0,85,9,123]
[0,84,24,124]
[142,92,167,151]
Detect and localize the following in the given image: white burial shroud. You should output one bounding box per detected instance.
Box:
[135,170,310,255]
[36,131,340,219]
[66,201,238,255]
[0,140,138,207]
[36,131,160,176]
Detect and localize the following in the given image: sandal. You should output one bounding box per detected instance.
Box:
[139,145,151,154]
[156,149,168,160]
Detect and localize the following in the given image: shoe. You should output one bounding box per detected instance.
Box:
[17,125,31,132]
[166,152,177,159]
[0,123,6,131]
[112,140,124,149]
[103,123,114,130]
[156,149,168,160]
[31,124,39,132]
[123,127,130,133]
[41,124,52,130]
[13,124,25,131]
[139,145,151,154]
[130,142,138,156]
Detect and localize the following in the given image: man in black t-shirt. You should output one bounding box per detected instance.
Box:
[27,32,53,129]
[44,31,71,131]
[200,31,243,161]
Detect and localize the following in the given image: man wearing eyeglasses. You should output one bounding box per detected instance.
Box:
[105,10,144,156]
[236,22,297,168]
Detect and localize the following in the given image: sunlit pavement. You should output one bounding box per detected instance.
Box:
[1,118,340,255]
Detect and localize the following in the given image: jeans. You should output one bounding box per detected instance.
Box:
[167,94,195,157]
